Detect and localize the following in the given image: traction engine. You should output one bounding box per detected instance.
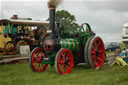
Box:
[29,7,105,74]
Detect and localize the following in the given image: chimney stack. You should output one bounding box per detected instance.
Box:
[49,8,56,35]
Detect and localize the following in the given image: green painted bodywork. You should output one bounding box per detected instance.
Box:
[42,52,56,64]
[42,60,54,64]
[60,38,80,51]
[42,23,94,64]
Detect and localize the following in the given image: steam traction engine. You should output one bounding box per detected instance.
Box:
[29,7,105,74]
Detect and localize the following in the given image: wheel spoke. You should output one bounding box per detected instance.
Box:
[40,64,43,70]
[91,55,95,60]
[35,63,38,69]
[98,50,103,53]
[66,56,70,60]
[91,50,96,54]
[97,57,102,61]
[92,45,96,51]
[66,58,70,61]
[94,42,97,48]
[94,61,98,67]
[62,52,66,59]
[60,65,65,72]
[39,64,43,71]
[92,57,96,63]
[35,53,39,58]
[38,64,41,71]
[34,62,37,66]
[96,43,100,49]
[58,60,63,64]
[65,65,69,71]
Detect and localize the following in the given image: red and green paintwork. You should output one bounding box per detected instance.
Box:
[41,24,93,64]
[60,39,80,51]
[60,23,93,51]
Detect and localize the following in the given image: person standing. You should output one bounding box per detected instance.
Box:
[3,24,18,38]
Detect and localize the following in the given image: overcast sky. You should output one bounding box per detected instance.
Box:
[0,0,128,43]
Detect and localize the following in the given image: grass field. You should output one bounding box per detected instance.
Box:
[0,64,128,85]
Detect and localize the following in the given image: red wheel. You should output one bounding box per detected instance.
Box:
[29,47,48,72]
[88,36,105,68]
[55,48,74,74]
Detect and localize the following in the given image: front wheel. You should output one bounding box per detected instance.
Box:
[29,47,48,72]
[55,48,74,74]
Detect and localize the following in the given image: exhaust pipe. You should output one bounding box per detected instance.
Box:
[49,8,56,35]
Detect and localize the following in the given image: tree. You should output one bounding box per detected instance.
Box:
[55,10,79,37]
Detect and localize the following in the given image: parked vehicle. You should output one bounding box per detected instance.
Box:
[0,18,51,55]
[105,42,120,51]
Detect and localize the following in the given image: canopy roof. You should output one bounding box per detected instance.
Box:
[0,19,49,26]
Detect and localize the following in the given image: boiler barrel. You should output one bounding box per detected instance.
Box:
[60,39,80,51]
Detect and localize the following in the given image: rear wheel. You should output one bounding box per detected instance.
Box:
[4,41,16,55]
[87,36,105,68]
[29,47,48,72]
[84,37,93,67]
[55,48,74,74]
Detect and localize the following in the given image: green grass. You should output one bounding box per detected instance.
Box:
[0,64,128,85]
[105,51,114,55]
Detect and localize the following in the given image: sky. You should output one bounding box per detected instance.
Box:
[0,0,128,43]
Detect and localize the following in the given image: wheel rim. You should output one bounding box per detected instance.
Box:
[5,42,16,55]
[84,37,93,68]
[19,42,27,46]
[57,49,74,74]
[31,48,48,72]
[90,37,105,68]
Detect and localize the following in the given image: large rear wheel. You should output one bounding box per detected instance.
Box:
[55,48,74,74]
[29,47,48,72]
[84,37,93,67]
[86,36,105,68]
